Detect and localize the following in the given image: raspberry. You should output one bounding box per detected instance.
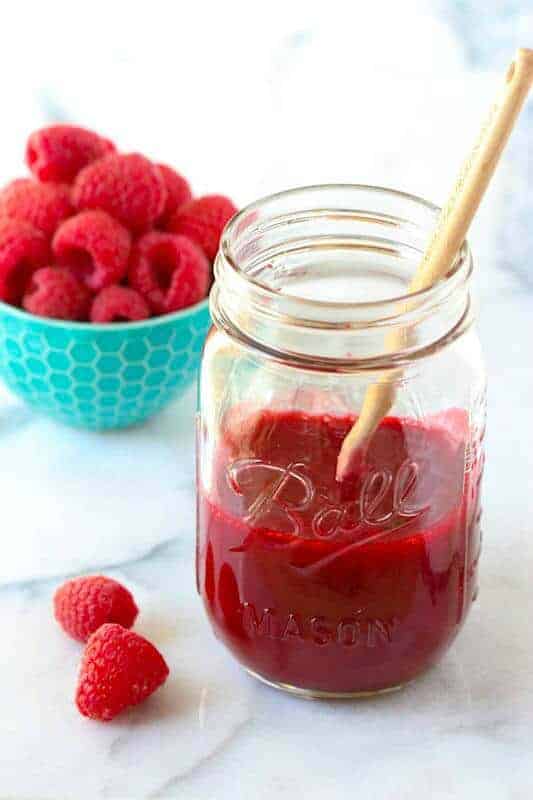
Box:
[91,286,150,323]
[76,624,169,721]
[166,194,237,261]
[53,210,131,291]
[129,232,209,314]
[54,575,138,642]
[72,153,167,232]
[26,124,115,183]
[0,179,72,237]
[156,164,192,225]
[0,217,50,303]
[22,267,91,321]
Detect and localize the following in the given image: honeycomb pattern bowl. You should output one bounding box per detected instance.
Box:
[0,298,211,429]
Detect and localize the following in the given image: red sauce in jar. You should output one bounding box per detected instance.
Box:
[198,409,481,694]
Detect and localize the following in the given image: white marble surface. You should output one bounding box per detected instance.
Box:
[1,2,533,798]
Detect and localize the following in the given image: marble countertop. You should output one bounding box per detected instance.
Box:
[1,2,532,798]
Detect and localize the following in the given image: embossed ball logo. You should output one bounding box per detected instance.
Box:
[226,457,429,541]
[226,459,313,532]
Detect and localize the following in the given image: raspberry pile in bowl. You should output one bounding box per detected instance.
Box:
[0,124,237,323]
[0,125,235,429]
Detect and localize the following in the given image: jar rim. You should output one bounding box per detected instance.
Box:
[221,183,473,313]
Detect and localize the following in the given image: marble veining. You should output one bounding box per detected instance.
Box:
[1,2,532,798]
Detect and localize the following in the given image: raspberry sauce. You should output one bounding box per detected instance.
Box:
[198,409,481,694]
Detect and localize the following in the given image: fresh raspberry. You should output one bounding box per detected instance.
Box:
[52,210,131,290]
[91,286,150,323]
[0,217,50,304]
[166,194,237,261]
[156,164,192,226]
[0,179,72,237]
[26,124,115,183]
[129,232,209,314]
[22,267,91,321]
[76,624,169,721]
[54,575,138,642]
[72,153,167,232]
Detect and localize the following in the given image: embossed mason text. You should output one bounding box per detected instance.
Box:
[239,602,396,648]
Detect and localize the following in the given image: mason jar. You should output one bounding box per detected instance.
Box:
[196,185,486,698]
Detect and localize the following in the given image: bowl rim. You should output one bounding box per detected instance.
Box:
[0,296,210,332]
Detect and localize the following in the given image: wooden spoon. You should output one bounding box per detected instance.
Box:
[336,48,533,482]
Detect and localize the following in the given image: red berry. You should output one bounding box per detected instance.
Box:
[91,285,150,323]
[22,266,91,321]
[0,217,50,304]
[53,210,131,291]
[26,124,115,183]
[54,575,138,642]
[76,624,169,721]
[156,164,192,225]
[72,153,167,232]
[129,232,209,314]
[0,179,72,237]
[166,194,237,261]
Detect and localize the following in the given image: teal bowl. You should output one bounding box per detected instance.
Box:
[0,298,211,429]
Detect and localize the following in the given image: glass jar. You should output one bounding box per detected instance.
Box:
[196,185,486,698]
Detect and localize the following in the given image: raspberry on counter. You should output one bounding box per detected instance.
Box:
[0,179,72,237]
[0,217,50,304]
[129,231,209,314]
[26,124,115,183]
[54,575,139,642]
[22,267,91,321]
[166,194,237,261]
[72,153,167,232]
[76,624,169,721]
[53,210,131,290]
[90,285,150,323]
